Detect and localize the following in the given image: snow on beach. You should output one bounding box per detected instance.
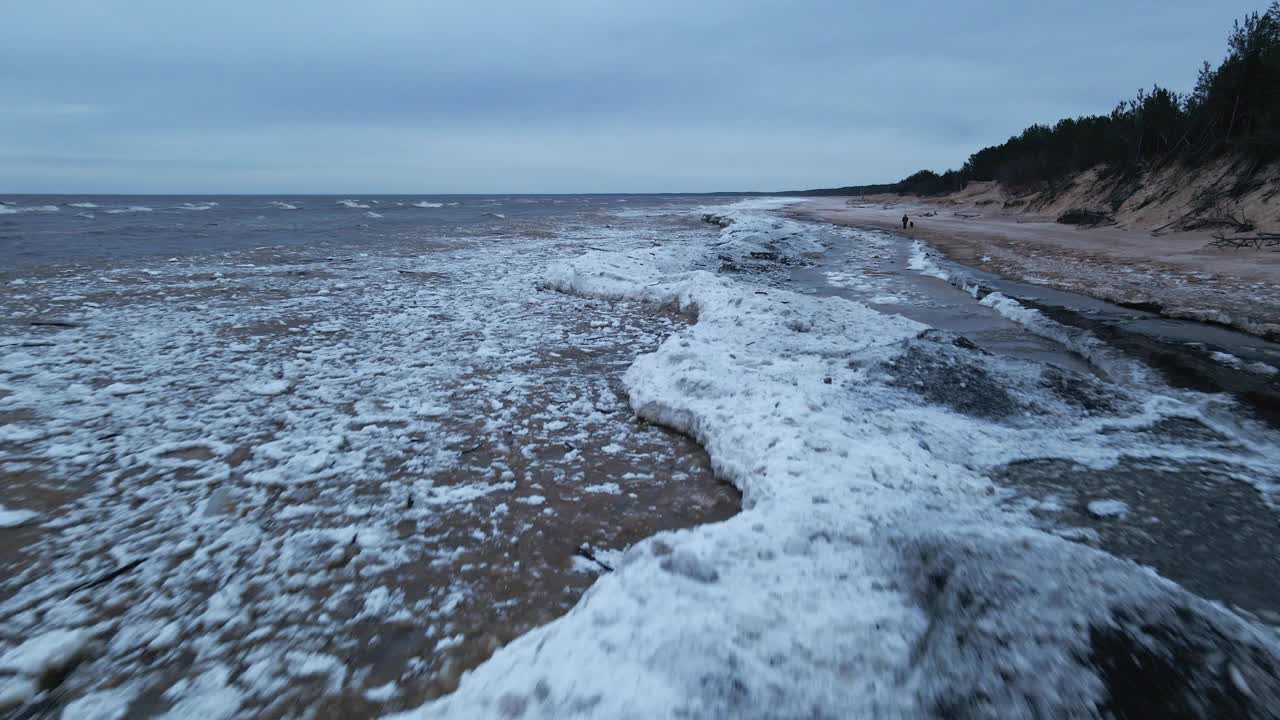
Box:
[404,199,1280,718]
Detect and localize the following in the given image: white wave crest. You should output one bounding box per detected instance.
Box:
[363,211,383,218]
[67,202,98,209]
[269,201,300,210]
[412,201,443,208]
[0,204,61,215]
[337,200,370,209]
[978,291,1150,384]
[105,206,153,214]
[907,239,951,281]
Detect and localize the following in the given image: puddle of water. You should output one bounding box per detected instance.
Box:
[996,455,1280,625]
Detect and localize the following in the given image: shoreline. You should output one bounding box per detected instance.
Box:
[787,198,1280,426]
[787,197,1280,342]
[407,199,1280,719]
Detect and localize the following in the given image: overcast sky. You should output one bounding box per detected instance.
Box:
[0,0,1261,194]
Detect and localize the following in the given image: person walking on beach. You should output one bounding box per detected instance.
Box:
[902,214,909,230]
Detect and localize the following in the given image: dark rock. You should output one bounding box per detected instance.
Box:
[895,531,1280,719]
[883,338,1018,419]
[1041,364,1126,414]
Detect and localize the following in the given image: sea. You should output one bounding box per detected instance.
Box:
[0,194,697,269]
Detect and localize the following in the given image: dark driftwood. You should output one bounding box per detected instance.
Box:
[1208,231,1280,250]
[29,320,82,328]
[63,558,145,597]
[575,545,614,572]
[1057,208,1112,226]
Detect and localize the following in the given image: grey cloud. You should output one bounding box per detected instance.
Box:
[0,0,1264,193]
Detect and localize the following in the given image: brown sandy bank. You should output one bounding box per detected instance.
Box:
[789,196,1280,340]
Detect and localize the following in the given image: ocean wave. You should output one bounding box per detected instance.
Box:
[337,199,370,209]
[175,202,218,211]
[269,201,300,210]
[363,210,383,218]
[482,212,505,219]
[976,291,1149,382]
[907,239,951,281]
[105,206,153,214]
[67,202,98,209]
[0,204,61,215]
[412,201,443,208]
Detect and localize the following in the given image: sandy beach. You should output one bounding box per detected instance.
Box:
[789,196,1280,340]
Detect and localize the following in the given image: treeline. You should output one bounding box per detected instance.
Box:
[829,3,1280,197]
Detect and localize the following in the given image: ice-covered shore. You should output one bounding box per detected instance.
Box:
[401,200,1280,718]
[0,212,734,715]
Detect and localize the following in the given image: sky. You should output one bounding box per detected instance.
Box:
[0,0,1263,194]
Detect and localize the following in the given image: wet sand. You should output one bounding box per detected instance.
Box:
[789,197,1280,339]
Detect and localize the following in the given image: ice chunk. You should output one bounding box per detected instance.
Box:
[0,676,37,709]
[1086,499,1130,519]
[60,686,138,720]
[0,504,39,528]
[160,666,241,719]
[0,628,89,677]
[246,379,289,396]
